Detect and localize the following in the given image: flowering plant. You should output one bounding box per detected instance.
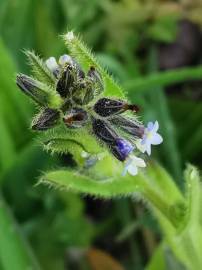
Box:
[16,32,162,177]
[15,31,202,270]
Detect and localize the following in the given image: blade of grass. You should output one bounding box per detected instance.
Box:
[0,39,32,138]
[125,66,202,95]
[0,195,41,270]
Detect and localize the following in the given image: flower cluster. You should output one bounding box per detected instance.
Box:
[16,52,163,176]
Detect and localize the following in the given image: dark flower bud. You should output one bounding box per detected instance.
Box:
[92,118,118,144]
[92,118,133,161]
[56,61,86,98]
[32,108,60,131]
[110,115,144,138]
[56,64,75,98]
[16,74,49,106]
[94,98,125,117]
[72,80,94,106]
[87,66,104,95]
[94,98,139,117]
[63,108,88,128]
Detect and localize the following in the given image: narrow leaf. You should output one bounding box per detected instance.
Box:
[0,195,41,270]
[25,50,56,86]
[40,170,144,198]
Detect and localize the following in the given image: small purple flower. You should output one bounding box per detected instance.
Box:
[115,138,134,160]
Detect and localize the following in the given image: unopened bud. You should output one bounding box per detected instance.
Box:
[32,108,60,130]
[16,74,49,106]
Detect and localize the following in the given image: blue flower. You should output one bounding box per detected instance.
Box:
[136,121,163,155]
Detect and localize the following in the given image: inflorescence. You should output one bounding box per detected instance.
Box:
[16,47,163,176]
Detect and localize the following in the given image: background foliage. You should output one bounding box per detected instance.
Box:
[0,0,202,269]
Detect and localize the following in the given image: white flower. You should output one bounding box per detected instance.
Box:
[136,121,163,155]
[45,57,59,72]
[81,151,90,158]
[65,31,74,41]
[59,54,73,66]
[122,155,146,176]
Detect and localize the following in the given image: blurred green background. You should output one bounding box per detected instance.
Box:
[0,0,202,269]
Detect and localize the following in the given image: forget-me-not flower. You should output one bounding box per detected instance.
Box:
[122,155,146,176]
[136,121,163,155]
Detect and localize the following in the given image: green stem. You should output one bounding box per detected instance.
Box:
[142,186,178,228]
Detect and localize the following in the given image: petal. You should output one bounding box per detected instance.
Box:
[147,122,154,131]
[151,133,163,145]
[146,143,151,155]
[128,164,138,176]
[132,156,146,168]
[45,57,58,72]
[81,151,89,158]
[141,135,147,145]
[122,166,128,176]
[153,121,159,133]
[59,54,72,66]
[122,158,132,176]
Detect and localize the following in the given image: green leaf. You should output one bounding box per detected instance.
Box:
[0,39,32,129]
[0,195,41,270]
[0,114,16,174]
[25,50,56,86]
[40,169,144,199]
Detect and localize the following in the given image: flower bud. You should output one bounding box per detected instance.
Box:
[112,138,134,161]
[92,118,133,161]
[110,115,144,138]
[73,80,94,105]
[32,108,60,131]
[94,98,126,117]
[94,98,139,117]
[16,74,50,106]
[92,118,118,144]
[56,65,75,98]
[45,57,60,77]
[59,54,73,66]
